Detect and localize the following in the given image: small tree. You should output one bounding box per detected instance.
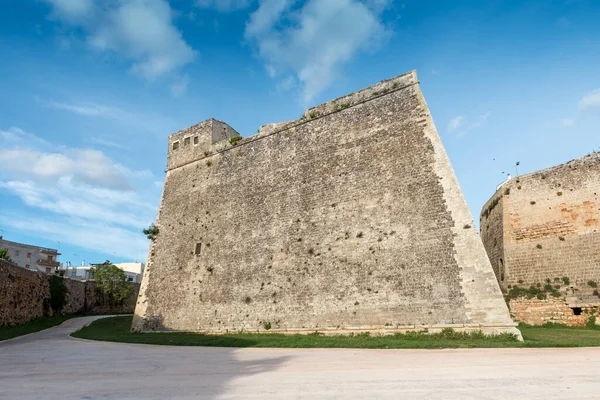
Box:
[0,248,11,262]
[90,261,134,306]
[143,223,159,240]
[48,275,68,313]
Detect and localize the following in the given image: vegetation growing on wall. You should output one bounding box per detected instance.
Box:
[229,136,242,146]
[143,223,159,241]
[48,275,68,313]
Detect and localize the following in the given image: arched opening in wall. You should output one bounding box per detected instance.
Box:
[499,258,505,281]
[571,307,582,316]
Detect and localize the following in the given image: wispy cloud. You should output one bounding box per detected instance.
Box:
[0,127,159,261]
[447,116,464,132]
[580,88,600,110]
[34,96,176,135]
[42,0,197,82]
[245,0,391,102]
[90,137,127,149]
[195,0,253,12]
[449,113,492,138]
[170,75,190,98]
[36,97,119,117]
[560,118,575,127]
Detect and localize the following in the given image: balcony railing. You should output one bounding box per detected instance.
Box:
[37,259,60,267]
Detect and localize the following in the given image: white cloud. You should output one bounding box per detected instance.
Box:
[45,0,95,21]
[43,0,196,80]
[36,97,118,117]
[470,112,491,128]
[580,88,600,110]
[447,116,464,131]
[195,0,253,12]
[276,76,296,92]
[170,75,190,97]
[0,148,131,190]
[0,214,150,261]
[245,0,390,102]
[561,118,575,127]
[449,112,491,138]
[35,97,177,135]
[0,127,160,261]
[90,137,127,149]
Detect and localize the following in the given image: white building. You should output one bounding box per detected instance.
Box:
[61,262,144,283]
[0,236,61,273]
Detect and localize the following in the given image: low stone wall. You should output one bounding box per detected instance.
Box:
[509,296,599,326]
[0,259,140,326]
[0,260,50,325]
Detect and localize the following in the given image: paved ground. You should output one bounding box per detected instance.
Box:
[1,316,600,399]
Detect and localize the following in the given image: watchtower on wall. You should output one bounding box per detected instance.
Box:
[133,70,521,339]
[167,118,240,170]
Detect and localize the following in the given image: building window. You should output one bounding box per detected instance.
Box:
[46,267,51,273]
[15,250,20,257]
[195,243,202,255]
[172,141,180,150]
[184,137,190,146]
[193,136,198,145]
[25,264,30,269]
[47,255,53,261]
[27,252,31,259]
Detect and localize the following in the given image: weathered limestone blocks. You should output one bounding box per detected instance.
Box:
[133,70,520,339]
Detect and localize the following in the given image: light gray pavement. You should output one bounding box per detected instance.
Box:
[1,316,600,400]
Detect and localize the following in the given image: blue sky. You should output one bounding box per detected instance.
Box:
[1,0,599,266]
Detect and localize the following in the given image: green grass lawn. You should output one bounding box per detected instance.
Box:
[0,314,78,341]
[71,316,600,348]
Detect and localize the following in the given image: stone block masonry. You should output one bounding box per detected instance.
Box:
[480,153,600,292]
[0,260,140,326]
[133,70,520,339]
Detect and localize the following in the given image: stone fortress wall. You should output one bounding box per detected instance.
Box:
[480,153,600,291]
[133,70,519,338]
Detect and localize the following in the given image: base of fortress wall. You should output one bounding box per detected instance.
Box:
[0,260,139,326]
[143,324,523,340]
[509,297,599,327]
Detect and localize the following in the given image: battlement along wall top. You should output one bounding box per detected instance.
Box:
[167,118,240,170]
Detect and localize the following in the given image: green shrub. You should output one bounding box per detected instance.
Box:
[48,275,68,313]
[585,315,598,329]
[588,280,598,288]
[562,276,570,285]
[536,244,543,249]
[0,248,11,262]
[143,223,159,240]
[229,136,242,146]
[263,322,272,330]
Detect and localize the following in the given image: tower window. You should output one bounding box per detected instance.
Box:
[195,243,202,255]
[172,141,180,150]
[184,137,190,146]
[194,136,198,145]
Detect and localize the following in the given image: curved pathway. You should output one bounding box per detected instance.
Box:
[1,316,599,399]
